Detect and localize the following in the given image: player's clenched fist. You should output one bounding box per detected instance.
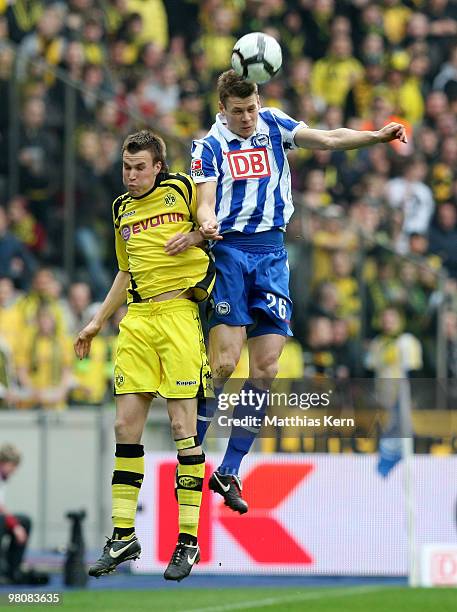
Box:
[199,220,222,241]
[74,320,101,359]
[377,122,408,144]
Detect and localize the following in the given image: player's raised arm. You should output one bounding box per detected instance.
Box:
[74,270,130,359]
[294,122,407,151]
[196,181,222,240]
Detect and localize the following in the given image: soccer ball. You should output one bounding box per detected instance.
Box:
[231,32,282,84]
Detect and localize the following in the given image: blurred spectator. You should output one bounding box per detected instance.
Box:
[365,306,423,377]
[198,5,236,74]
[433,44,457,93]
[330,250,361,336]
[0,445,33,584]
[303,315,335,378]
[345,57,385,121]
[70,302,109,406]
[0,206,36,290]
[7,196,46,256]
[127,0,168,48]
[17,267,67,334]
[15,305,73,409]
[386,156,435,241]
[17,4,66,84]
[311,35,364,108]
[428,201,457,279]
[65,281,92,335]
[331,318,359,379]
[18,97,60,226]
[311,205,358,284]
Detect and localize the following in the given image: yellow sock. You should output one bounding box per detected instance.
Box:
[112,444,144,540]
[176,453,205,539]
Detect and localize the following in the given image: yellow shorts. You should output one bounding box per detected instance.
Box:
[114,299,211,399]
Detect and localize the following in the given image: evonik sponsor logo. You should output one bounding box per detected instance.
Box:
[122,212,184,240]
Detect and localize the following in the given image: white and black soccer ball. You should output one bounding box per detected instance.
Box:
[231,32,282,84]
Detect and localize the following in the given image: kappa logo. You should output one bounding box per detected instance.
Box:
[178,476,199,489]
[115,371,125,387]
[226,147,271,180]
[215,301,231,316]
[121,210,136,218]
[164,193,176,207]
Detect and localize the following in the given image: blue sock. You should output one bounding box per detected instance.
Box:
[218,382,268,476]
[197,387,222,443]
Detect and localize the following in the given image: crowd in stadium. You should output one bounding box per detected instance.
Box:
[0,0,456,409]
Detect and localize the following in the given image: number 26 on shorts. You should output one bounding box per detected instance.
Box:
[266,293,287,320]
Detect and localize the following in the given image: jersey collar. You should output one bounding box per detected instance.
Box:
[129,173,167,200]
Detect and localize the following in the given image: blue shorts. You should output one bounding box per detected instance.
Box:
[208,231,293,337]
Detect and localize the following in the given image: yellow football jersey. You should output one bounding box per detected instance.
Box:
[113,172,215,303]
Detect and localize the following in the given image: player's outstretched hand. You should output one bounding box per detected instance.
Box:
[165,232,196,255]
[377,122,408,144]
[199,220,222,241]
[74,320,101,359]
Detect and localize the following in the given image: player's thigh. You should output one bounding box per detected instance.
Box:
[115,393,152,443]
[156,304,210,399]
[247,333,286,381]
[208,323,245,377]
[114,310,161,395]
[208,243,253,328]
[250,249,292,332]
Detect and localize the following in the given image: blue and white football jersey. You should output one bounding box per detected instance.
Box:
[191,108,307,234]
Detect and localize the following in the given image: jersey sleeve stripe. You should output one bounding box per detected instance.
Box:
[172,173,193,207]
[113,193,129,227]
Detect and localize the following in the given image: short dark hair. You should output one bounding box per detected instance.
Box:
[217,70,258,107]
[122,130,169,172]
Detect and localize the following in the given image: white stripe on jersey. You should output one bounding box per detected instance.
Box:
[191,107,306,234]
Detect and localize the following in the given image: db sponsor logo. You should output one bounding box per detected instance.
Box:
[432,552,457,585]
[226,147,271,180]
[216,301,230,315]
[121,226,131,241]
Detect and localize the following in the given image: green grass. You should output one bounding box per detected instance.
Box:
[3,586,457,612]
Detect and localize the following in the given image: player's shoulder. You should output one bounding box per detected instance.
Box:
[112,192,131,221]
[159,172,194,203]
[260,107,308,133]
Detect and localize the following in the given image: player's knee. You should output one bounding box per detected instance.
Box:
[250,354,279,380]
[114,416,136,441]
[170,416,187,440]
[212,352,239,380]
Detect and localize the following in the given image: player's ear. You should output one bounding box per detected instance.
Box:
[218,100,225,115]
